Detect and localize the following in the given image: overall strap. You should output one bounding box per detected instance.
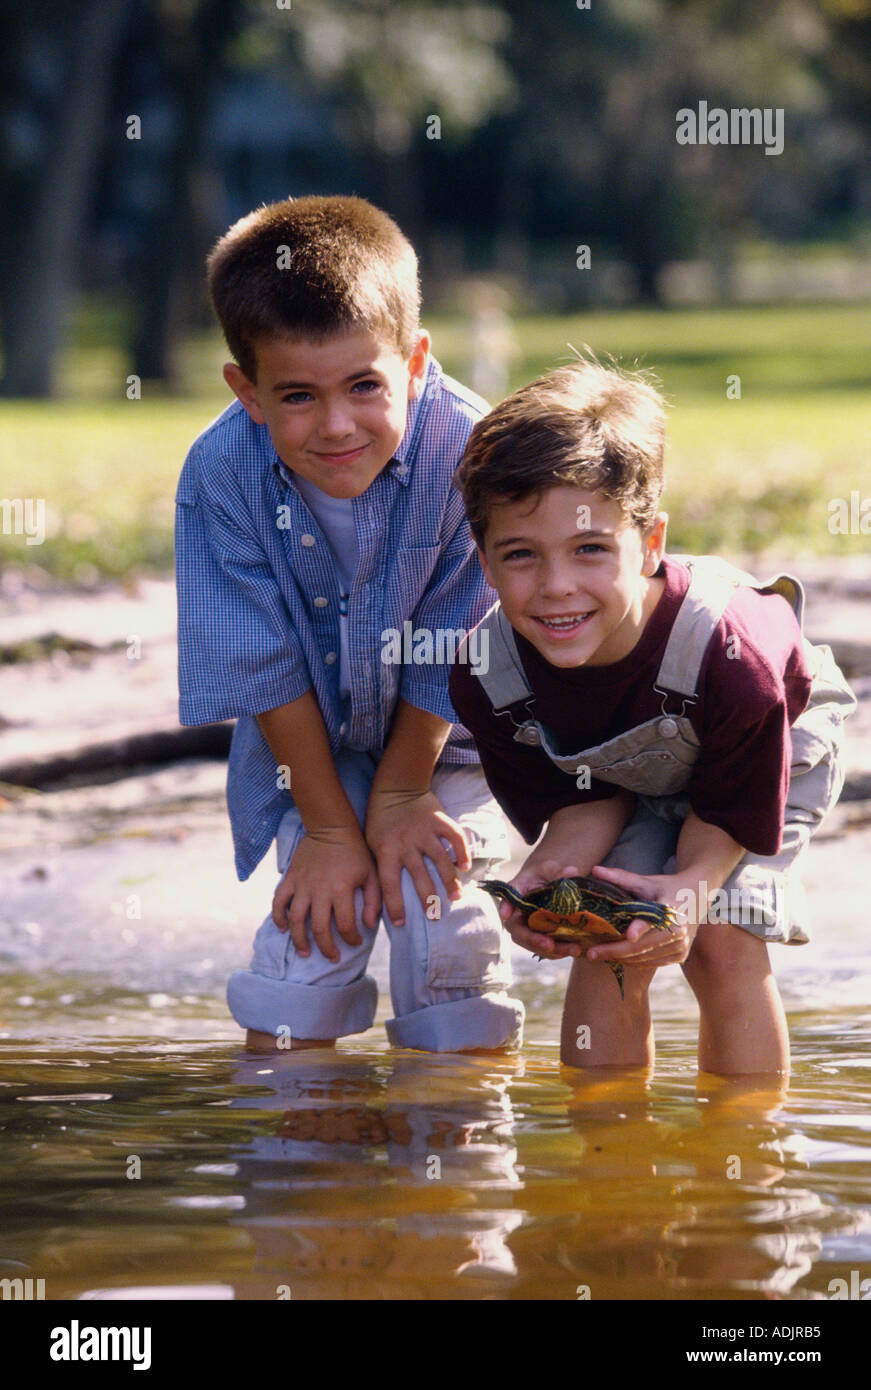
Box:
[658,556,806,700]
[471,604,534,710]
[467,557,807,711]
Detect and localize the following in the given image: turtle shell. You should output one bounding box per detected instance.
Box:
[525,876,636,946]
[479,875,676,1001]
[480,874,675,947]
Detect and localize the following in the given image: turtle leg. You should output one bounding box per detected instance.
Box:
[608,962,625,1000]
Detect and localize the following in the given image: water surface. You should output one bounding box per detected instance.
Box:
[2,765,870,1301]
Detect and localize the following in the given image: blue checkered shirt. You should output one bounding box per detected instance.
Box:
[175,357,494,879]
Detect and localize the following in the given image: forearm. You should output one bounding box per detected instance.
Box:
[365,700,467,917]
[370,698,452,795]
[674,810,746,921]
[256,690,358,834]
[526,791,636,875]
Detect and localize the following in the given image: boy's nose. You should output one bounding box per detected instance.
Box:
[538,562,576,597]
[317,401,355,439]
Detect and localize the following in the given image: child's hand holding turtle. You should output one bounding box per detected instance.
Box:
[487,858,588,963]
[481,863,681,996]
[582,864,694,970]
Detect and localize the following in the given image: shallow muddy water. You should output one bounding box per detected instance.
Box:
[2,764,871,1302]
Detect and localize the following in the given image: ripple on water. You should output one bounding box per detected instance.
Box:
[1,895,870,1298]
[0,1015,869,1300]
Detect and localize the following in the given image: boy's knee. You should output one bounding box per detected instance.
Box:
[413,876,512,994]
[568,955,657,1002]
[684,922,770,987]
[387,861,509,982]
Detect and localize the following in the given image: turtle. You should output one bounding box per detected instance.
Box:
[479,874,677,999]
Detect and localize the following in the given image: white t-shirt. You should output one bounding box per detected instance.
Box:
[292,475,358,703]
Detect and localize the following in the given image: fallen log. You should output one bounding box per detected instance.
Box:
[0,723,233,789]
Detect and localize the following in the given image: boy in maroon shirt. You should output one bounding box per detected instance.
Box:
[449,360,855,1075]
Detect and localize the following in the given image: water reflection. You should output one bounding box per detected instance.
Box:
[1,1026,870,1301]
[226,1051,523,1298]
[559,1070,831,1298]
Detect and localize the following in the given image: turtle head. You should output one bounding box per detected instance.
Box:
[478,879,536,916]
[547,878,583,917]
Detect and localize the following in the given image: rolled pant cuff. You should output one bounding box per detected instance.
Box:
[226,970,378,1040]
[385,992,525,1053]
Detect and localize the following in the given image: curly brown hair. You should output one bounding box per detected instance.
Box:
[455,358,667,544]
[207,195,421,382]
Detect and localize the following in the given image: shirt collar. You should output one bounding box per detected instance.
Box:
[270,354,441,491]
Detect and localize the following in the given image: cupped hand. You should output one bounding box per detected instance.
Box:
[583,863,695,967]
[494,858,585,962]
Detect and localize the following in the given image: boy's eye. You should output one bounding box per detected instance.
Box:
[501,544,607,561]
[281,381,379,405]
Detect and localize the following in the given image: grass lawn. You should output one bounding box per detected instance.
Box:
[1,303,869,584]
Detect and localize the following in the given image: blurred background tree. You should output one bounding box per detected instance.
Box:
[0,0,869,395]
[0,0,133,396]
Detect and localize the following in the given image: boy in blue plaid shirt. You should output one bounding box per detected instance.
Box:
[175,196,524,1053]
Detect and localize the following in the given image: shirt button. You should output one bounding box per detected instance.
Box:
[395,462,408,476]
[314,596,328,608]
[300,534,316,547]
[339,722,347,736]
[325,652,337,664]
[658,717,679,739]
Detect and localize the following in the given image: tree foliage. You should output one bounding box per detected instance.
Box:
[0,0,869,394]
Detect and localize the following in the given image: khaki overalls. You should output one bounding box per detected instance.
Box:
[468,556,856,941]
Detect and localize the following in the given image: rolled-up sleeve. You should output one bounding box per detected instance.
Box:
[175,448,311,726]
[399,492,494,725]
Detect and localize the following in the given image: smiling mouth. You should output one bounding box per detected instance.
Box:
[314,444,368,464]
[532,611,595,634]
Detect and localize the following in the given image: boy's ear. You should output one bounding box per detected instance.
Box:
[223,363,267,425]
[406,331,431,400]
[642,512,668,575]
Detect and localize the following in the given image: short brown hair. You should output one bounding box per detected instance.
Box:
[207,195,421,381]
[455,358,667,543]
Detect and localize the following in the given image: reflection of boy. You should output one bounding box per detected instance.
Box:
[175,196,522,1053]
[449,360,855,1074]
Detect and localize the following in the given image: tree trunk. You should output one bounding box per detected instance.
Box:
[622,182,667,306]
[0,0,131,397]
[130,0,243,385]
